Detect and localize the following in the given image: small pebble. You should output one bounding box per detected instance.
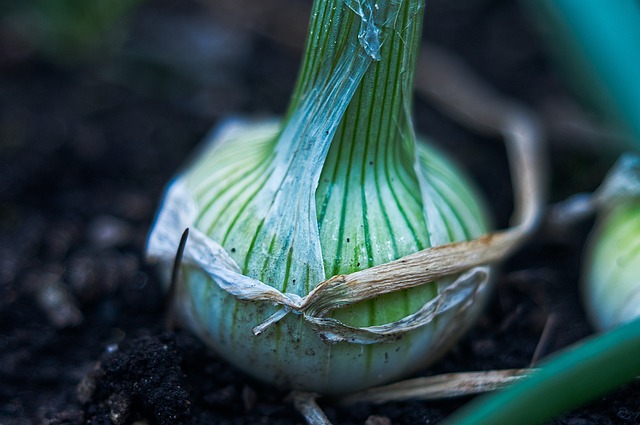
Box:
[106,343,119,354]
[31,271,83,328]
[67,251,139,302]
[365,415,392,425]
[242,385,257,411]
[87,215,133,249]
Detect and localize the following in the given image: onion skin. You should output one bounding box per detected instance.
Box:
[168,121,492,395]
[149,0,494,395]
[583,200,640,330]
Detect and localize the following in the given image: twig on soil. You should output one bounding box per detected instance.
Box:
[337,369,532,405]
[290,392,333,425]
[530,312,558,367]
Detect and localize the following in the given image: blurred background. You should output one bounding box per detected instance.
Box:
[1,0,638,423]
[1,0,633,224]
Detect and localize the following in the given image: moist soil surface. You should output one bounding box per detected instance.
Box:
[1,0,639,424]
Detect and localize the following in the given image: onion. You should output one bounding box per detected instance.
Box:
[578,153,640,330]
[145,0,530,395]
[583,200,640,330]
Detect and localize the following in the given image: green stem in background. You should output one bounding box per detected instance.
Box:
[3,0,141,62]
[442,317,640,425]
[521,0,640,145]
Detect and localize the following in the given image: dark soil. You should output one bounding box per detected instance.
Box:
[1,0,638,424]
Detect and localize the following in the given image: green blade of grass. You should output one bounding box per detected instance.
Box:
[443,317,640,425]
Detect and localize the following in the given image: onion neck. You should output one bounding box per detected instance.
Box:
[283,0,429,276]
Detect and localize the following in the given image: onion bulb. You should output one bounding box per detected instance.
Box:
[147,0,495,394]
[583,200,640,330]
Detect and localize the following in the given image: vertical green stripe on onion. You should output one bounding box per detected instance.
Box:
[146,0,540,395]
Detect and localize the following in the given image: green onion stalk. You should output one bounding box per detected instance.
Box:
[147,0,495,394]
[520,0,640,146]
[442,316,640,425]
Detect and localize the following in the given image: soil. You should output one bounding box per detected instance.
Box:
[1,0,639,424]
